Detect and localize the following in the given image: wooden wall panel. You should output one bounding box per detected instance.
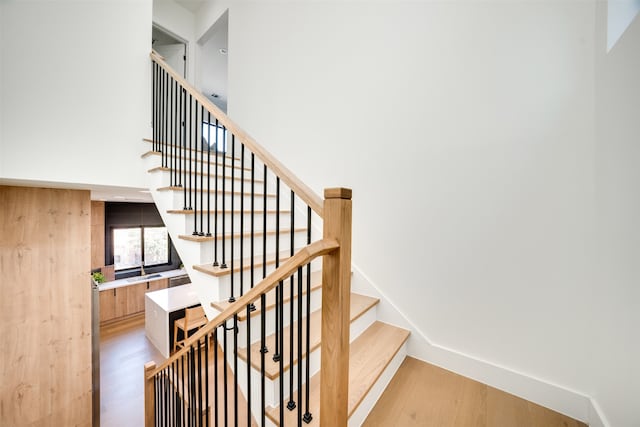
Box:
[0,186,92,427]
[91,200,105,270]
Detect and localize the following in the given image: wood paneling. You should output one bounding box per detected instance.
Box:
[0,186,92,427]
[91,200,105,270]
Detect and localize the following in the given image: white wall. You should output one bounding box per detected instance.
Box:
[0,0,152,189]
[209,1,637,425]
[593,4,640,426]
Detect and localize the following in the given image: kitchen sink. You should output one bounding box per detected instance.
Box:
[127,273,162,282]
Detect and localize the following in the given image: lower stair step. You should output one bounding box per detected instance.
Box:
[239,293,380,379]
[266,321,410,426]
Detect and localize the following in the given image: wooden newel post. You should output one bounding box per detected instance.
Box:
[144,361,156,427]
[320,188,352,427]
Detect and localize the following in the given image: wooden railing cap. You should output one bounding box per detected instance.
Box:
[324,188,352,200]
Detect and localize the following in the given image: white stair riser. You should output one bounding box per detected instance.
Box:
[151,170,266,193]
[169,191,281,211]
[177,212,294,237]
[348,342,408,427]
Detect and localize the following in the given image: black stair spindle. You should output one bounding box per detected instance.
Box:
[188,94,193,212]
[246,304,252,426]
[214,328,219,427]
[233,315,239,427]
[273,178,281,363]
[205,333,210,427]
[240,144,245,297]
[181,88,186,206]
[297,267,304,427]
[206,112,212,237]
[278,273,284,425]
[223,322,228,427]
[199,105,205,236]
[213,119,219,267]
[152,62,156,152]
[229,134,235,301]
[221,127,228,269]
[303,206,313,424]
[260,293,267,427]
[287,191,296,411]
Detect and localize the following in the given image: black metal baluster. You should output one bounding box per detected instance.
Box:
[240,144,245,297]
[250,154,255,294]
[206,112,212,238]
[260,293,267,427]
[214,328,219,427]
[273,178,281,363]
[303,206,313,424]
[181,353,186,427]
[287,191,296,411]
[152,62,156,152]
[213,119,219,267]
[233,315,238,427]
[205,333,210,427]
[246,304,252,426]
[199,105,205,236]
[181,88,186,206]
[221,127,228,269]
[170,78,175,187]
[278,273,284,425]
[297,267,303,427]
[188,94,193,212]
[223,322,228,427]
[229,135,235,301]
[198,339,203,427]
[154,376,158,426]
[190,347,196,427]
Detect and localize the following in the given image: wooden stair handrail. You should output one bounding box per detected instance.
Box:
[150,50,324,217]
[146,238,339,379]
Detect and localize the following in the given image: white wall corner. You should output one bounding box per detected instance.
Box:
[350,264,602,426]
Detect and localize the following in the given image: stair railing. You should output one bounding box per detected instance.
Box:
[148,50,353,426]
[145,187,351,426]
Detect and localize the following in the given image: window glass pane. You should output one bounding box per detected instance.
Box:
[202,122,227,153]
[113,228,142,270]
[144,227,169,266]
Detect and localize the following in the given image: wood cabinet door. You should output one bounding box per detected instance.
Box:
[99,289,116,323]
[147,278,168,292]
[125,282,147,315]
[114,287,128,318]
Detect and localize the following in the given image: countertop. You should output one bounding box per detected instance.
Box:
[145,283,199,312]
[97,268,188,292]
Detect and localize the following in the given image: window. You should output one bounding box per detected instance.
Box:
[202,121,228,153]
[113,226,169,270]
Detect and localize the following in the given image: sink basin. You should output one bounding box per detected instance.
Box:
[127,273,162,282]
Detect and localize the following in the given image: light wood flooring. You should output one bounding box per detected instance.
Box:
[100,314,165,427]
[101,319,588,427]
[363,356,588,427]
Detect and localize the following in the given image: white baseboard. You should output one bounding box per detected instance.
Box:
[349,264,607,427]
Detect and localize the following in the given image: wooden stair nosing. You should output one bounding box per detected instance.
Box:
[142,150,251,170]
[148,166,264,183]
[143,139,241,162]
[211,270,323,320]
[193,249,300,277]
[156,186,278,198]
[265,321,410,426]
[237,293,380,380]
[178,227,307,243]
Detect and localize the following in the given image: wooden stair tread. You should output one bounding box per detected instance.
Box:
[238,293,379,380]
[193,250,297,277]
[266,321,410,426]
[156,186,277,198]
[178,227,307,242]
[142,150,251,172]
[143,139,241,162]
[211,270,323,320]
[148,166,263,182]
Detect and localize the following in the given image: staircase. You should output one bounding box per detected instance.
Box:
[142,51,410,427]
